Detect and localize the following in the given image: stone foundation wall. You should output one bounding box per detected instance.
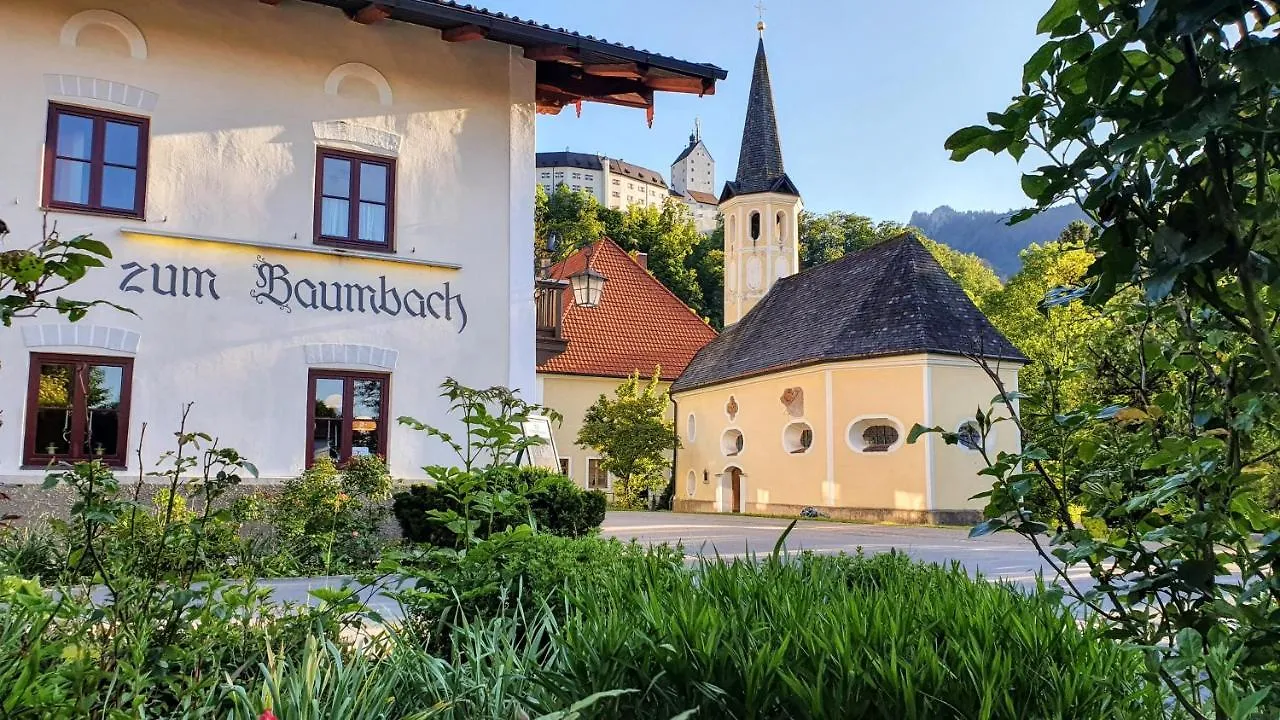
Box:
[1,483,404,540]
[671,498,980,526]
[1,482,278,525]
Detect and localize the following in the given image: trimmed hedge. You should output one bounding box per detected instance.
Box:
[392,466,606,546]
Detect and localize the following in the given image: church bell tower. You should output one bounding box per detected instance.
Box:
[721,18,802,327]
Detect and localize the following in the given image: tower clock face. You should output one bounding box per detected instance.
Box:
[745,256,764,291]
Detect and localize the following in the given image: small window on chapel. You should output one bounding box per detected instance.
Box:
[957,421,984,451]
[862,425,899,453]
[750,211,761,241]
[849,418,903,454]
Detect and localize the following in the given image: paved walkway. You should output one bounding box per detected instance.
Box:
[261,511,1088,617]
[603,511,1088,586]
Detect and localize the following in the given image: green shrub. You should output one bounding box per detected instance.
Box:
[0,524,62,582]
[397,533,678,649]
[266,455,394,574]
[392,466,605,546]
[107,488,248,579]
[544,551,1167,720]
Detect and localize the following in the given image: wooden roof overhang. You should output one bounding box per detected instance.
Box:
[261,1,727,122]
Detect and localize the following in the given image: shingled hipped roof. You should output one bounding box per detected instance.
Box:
[721,37,799,201]
[671,234,1027,393]
[539,239,717,381]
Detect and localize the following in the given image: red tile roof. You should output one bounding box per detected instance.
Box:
[687,190,720,205]
[538,239,717,381]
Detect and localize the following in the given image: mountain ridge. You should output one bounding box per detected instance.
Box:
[908,204,1089,278]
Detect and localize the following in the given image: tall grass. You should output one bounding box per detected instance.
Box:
[545,551,1167,719]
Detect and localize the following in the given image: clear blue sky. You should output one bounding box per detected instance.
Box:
[491,0,1047,222]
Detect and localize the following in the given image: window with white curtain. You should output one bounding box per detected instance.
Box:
[315,148,394,250]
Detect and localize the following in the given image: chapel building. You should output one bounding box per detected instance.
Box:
[670,24,1027,523]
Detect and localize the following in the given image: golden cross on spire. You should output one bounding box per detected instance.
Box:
[755,0,767,34]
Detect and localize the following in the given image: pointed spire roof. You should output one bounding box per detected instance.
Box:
[722,35,799,201]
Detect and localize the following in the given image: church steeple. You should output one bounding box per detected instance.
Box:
[720,21,803,327]
[722,34,799,200]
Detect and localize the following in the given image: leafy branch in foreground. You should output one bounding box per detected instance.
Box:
[936,1,1280,717]
[0,217,129,326]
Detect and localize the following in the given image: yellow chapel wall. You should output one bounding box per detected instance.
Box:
[672,356,932,520]
[539,373,674,493]
[927,359,1023,512]
[828,358,930,513]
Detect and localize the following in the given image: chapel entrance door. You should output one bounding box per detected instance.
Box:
[729,467,742,513]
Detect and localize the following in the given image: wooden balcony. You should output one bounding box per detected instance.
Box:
[535,277,570,365]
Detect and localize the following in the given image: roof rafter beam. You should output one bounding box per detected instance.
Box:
[524,45,579,63]
[643,73,715,96]
[345,3,390,25]
[536,64,649,105]
[582,62,644,80]
[442,24,488,42]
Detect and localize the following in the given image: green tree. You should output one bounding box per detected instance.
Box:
[797,211,904,269]
[934,2,1280,716]
[610,202,705,316]
[689,221,725,329]
[982,221,1104,405]
[534,184,605,262]
[796,210,1001,306]
[576,372,677,509]
[919,236,1003,308]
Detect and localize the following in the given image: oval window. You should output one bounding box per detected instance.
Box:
[687,413,697,442]
[957,421,984,451]
[862,425,898,452]
[722,428,745,456]
[848,418,904,453]
[687,470,697,496]
[783,422,814,454]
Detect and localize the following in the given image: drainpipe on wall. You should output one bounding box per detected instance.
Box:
[664,396,679,510]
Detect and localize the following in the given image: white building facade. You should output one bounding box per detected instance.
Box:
[670,125,721,234]
[0,0,723,487]
[536,152,670,212]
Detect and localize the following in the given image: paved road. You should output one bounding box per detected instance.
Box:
[603,511,1088,587]
[261,512,1088,616]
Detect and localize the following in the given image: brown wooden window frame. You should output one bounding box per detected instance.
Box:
[24,353,134,468]
[313,147,396,252]
[43,103,150,219]
[305,369,391,468]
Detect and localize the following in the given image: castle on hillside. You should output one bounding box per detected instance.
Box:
[536,121,720,233]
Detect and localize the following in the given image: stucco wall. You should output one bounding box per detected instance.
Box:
[0,0,536,483]
[672,355,1016,522]
[539,373,674,492]
[721,190,802,326]
[927,359,1022,511]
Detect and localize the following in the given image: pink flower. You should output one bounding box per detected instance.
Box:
[259,711,277,720]
[351,530,360,538]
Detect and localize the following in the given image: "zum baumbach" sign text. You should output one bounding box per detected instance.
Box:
[117,255,467,333]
